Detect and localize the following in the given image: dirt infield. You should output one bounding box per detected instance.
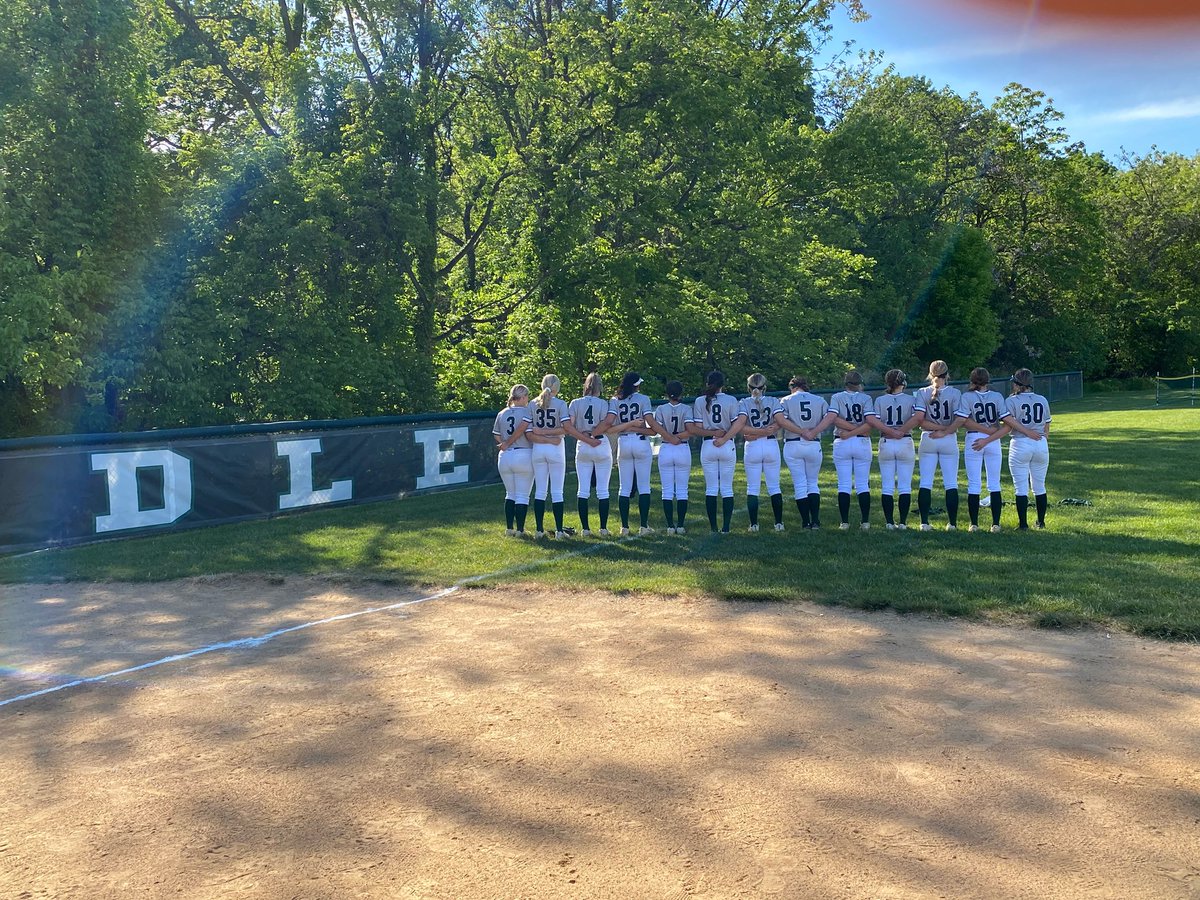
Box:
[3,576,1199,899]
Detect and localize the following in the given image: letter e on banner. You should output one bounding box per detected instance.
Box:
[277,438,353,510]
[414,427,470,489]
[91,450,194,533]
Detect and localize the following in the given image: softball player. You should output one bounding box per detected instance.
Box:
[873,369,919,529]
[953,367,1010,532]
[687,371,744,533]
[652,380,695,534]
[737,374,784,531]
[1003,368,1051,529]
[529,373,592,539]
[913,360,963,531]
[492,384,534,536]
[568,371,614,535]
[829,371,877,530]
[605,371,656,535]
[774,375,829,529]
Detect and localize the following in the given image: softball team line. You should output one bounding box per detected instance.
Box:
[493,365,1051,537]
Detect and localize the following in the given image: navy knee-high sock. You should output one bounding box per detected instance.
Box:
[770,493,783,526]
[1035,493,1048,526]
[638,493,650,528]
[598,498,610,529]
[1016,495,1029,528]
[990,491,1002,526]
[553,501,564,531]
[747,495,759,527]
[945,488,959,527]
[722,497,734,532]
[881,494,895,525]
[677,499,688,527]
[706,496,718,531]
[515,503,528,532]
[505,499,515,529]
[918,487,932,524]
[858,491,871,524]
[618,495,630,528]
[898,493,911,525]
[534,498,546,532]
[663,499,676,527]
[578,498,590,531]
[795,496,811,527]
[808,493,821,527]
[967,493,980,527]
[838,492,851,525]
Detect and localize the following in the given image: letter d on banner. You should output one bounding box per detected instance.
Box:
[91,450,194,533]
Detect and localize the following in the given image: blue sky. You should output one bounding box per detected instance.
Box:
[823,0,1200,163]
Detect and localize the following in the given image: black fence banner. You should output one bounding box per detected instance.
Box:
[0,418,498,553]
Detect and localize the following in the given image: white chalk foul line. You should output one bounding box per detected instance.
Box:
[0,534,635,709]
[0,586,460,708]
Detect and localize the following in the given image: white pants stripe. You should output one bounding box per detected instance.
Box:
[833,436,871,494]
[657,441,692,501]
[878,436,915,496]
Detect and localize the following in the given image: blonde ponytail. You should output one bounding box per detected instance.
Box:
[538,373,560,409]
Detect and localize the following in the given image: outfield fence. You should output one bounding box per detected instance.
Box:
[1156,370,1197,406]
[0,371,1082,555]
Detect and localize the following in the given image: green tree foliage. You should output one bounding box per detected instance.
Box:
[1,0,1197,435]
[0,0,161,432]
[1099,151,1200,375]
[899,226,998,376]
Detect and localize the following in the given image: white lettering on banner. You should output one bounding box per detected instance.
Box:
[277,438,353,510]
[91,450,194,533]
[414,427,471,489]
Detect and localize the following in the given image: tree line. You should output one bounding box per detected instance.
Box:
[2,0,1197,436]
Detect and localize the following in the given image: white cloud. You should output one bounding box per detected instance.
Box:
[1087,97,1200,124]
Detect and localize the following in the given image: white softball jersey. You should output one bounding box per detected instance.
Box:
[569,395,614,500]
[694,392,738,497]
[1006,392,1051,496]
[913,385,962,490]
[655,401,694,502]
[777,391,828,498]
[913,385,962,429]
[830,390,874,494]
[568,395,611,436]
[957,389,1009,494]
[738,396,782,496]
[610,391,654,496]
[529,397,571,502]
[493,406,534,501]
[492,406,533,449]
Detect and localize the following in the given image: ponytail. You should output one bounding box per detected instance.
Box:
[928,360,948,402]
[507,384,529,407]
[538,374,560,409]
[704,371,725,412]
[747,373,766,415]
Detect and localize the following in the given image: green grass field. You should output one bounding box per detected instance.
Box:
[3,391,1197,638]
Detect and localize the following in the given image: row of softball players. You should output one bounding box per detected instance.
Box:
[493,370,679,538]
[818,361,1053,532]
[492,361,1052,537]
